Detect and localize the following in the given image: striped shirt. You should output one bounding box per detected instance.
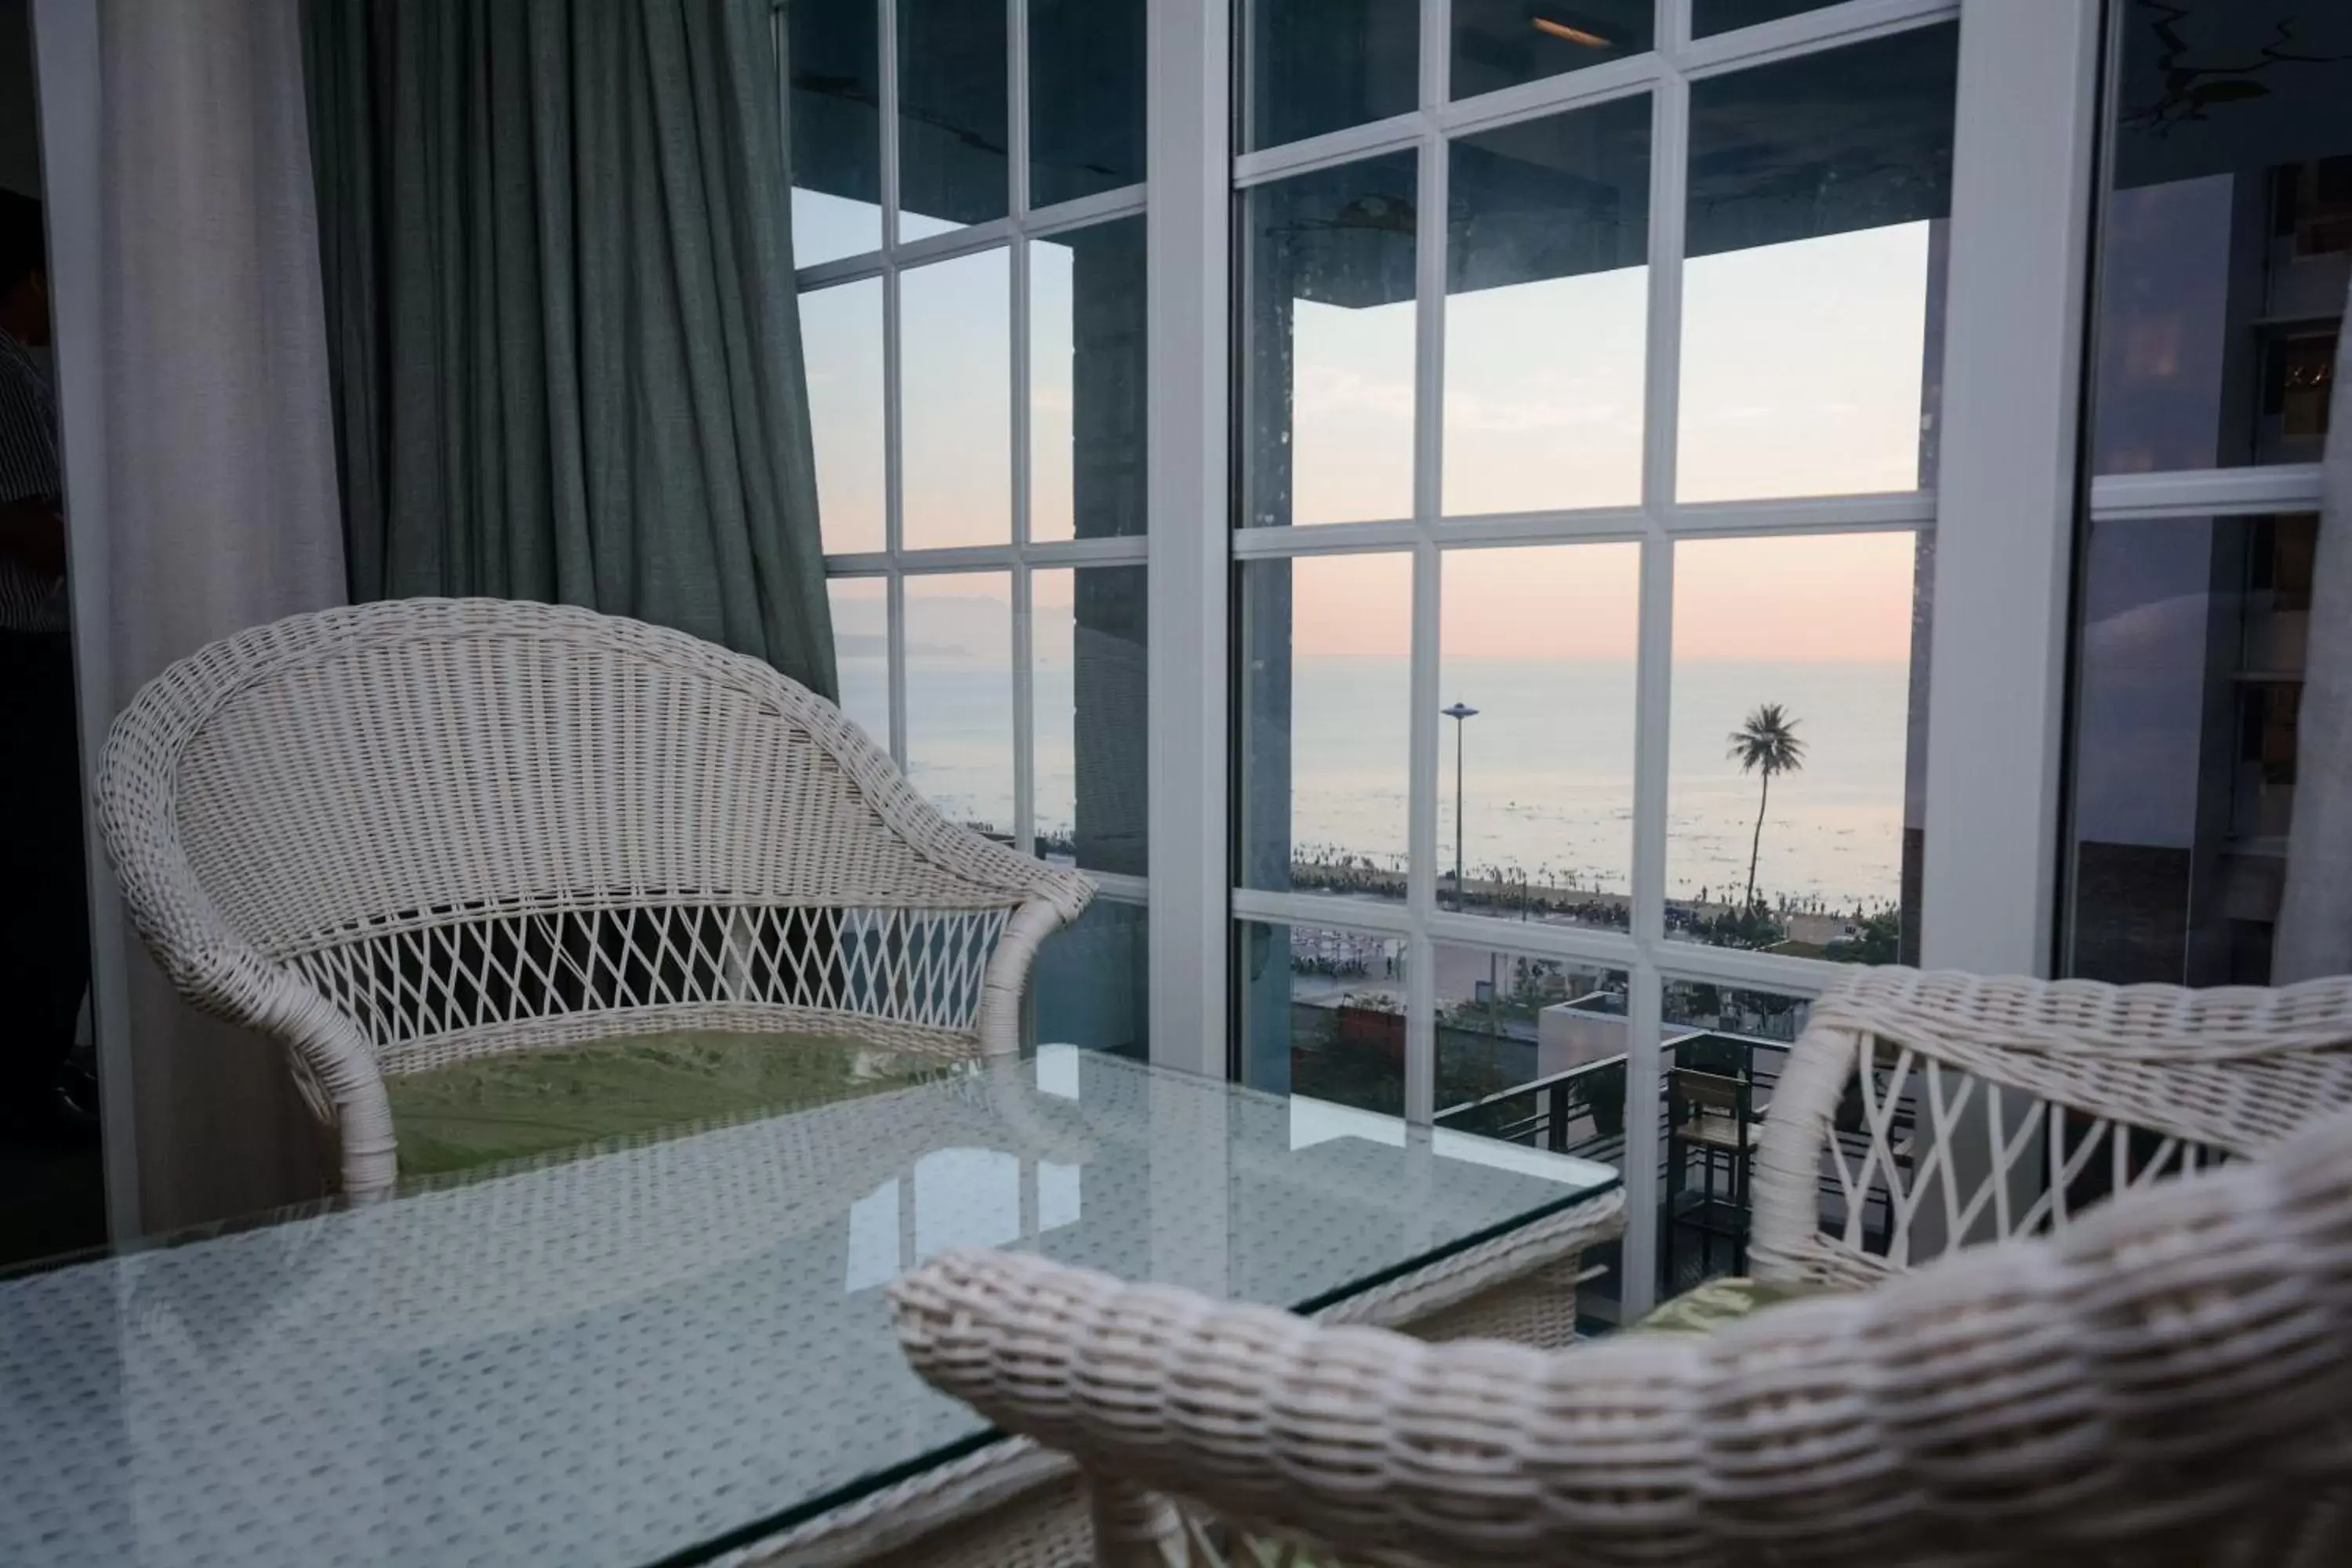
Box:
[0,327,66,633]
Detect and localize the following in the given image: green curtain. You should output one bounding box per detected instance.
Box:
[302,0,837,697]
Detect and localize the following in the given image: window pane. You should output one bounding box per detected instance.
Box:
[1668,533,1926,962]
[1240,554,1414,899]
[1445,97,1650,517]
[826,576,890,749]
[1438,545,1639,927]
[1032,218,1147,543]
[1679,24,1957,503]
[1236,920,1409,1114]
[1433,948,1631,1150]
[2092,4,2352,473]
[800,278,885,554]
[1240,0,1418,153]
[1035,565,1148,877]
[1691,0,1843,37]
[1036,901,1149,1061]
[905,573,1012,841]
[1241,154,1418,529]
[1428,951,1638,1328]
[1030,0,1145,205]
[789,0,883,265]
[898,0,1007,237]
[902,249,1011,549]
[2063,514,2314,985]
[1451,1,1654,100]
[1661,980,1810,1291]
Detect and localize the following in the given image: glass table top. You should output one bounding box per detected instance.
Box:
[0,1046,1618,1568]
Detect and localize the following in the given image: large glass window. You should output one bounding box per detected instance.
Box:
[1679,25,1957,502]
[1230,1,1955,1312]
[1241,0,1420,153]
[1445,99,1651,517]
[1451,2,1654,100]
[787,0,883,266]
[1239,554,1414,898]
[2091,3,2352,474]
[1439,544,1639,925]
[1668,532,1927,959]
[1240,154,1420,530]
[2063,3,2352,987]
[801,0,1149,1051]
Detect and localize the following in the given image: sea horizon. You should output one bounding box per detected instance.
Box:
[837,634,1916,916]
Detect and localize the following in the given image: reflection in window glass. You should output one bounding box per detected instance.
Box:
[1667,533,1926,962]
[1438,545,1639,924]
[1446,97,1650,517]
[1236,920,1409,1113]
[800,279,885,554]
[1661,980,1809,1290]
[905,573,1012,841]
[1452,1,1654,100]
[1239,554,1414,898]
[902,250,1011,549]
[2092,3,2352,473]
[1240,0,1418,152]
[1241,154,1418,528]
[1036,901,1149,1062]
[1032,218,1148,543]
[789,0,883,264]
[1679,24,1958,503]
[1691,0,1843,37]
[1035,566,1148,877]
[2064,514,2314,986]
[826,576,890,750]
[1030,0,1145,206]
[898,0,1007,238]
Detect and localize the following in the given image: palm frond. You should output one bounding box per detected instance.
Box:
[1727,702,1806,777]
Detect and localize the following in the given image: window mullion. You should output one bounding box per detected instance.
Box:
[1918,0,2100,973]
[1621,16,1692,1323]
[1011,0,1035,862]
[877,0,906,765]
[1145,0,1230,1078]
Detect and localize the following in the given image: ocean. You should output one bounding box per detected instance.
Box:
[838,650,1915,913]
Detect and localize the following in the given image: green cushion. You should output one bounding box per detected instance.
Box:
[385,1029,949,1181]
[1634,1275,1821,1335]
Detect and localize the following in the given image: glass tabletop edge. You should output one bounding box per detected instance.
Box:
[648,1168,1627,1566]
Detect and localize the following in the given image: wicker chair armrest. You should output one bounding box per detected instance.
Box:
[974,883,1094,1056]
[894,1107,2352,1568]
[1751,967,2352,1287]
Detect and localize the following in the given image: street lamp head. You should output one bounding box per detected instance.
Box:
[1442,701,1479,721]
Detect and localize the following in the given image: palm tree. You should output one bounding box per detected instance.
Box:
[1729,702,1806,914]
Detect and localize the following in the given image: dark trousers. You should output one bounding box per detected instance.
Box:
[0,629,89,1131]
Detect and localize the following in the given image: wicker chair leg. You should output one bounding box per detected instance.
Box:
[1087,1472,1185,1567]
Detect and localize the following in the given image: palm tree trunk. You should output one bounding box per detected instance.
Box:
[1744,771,1771,912]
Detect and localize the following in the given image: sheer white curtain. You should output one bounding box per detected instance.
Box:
[2277,281,2352,984]
[39,0,346,1230]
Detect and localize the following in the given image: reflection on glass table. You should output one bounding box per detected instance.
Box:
[1,1047,1618,1568]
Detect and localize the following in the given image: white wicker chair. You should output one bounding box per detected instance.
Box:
[892,968,2352,1566]
[895,1103,2352,1567]
[1751,967,2352,1288]
[93,598,1092,1196]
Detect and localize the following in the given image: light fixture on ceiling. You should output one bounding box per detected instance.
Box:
[1533,16,1611,47]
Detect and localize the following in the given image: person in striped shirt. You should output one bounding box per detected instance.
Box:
[0,186,89,1146]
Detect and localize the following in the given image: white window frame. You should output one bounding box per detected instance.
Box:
[1142,0,2103,1315]
[799,0,1152,916]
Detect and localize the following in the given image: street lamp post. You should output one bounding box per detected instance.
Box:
[1442,701,1478,912]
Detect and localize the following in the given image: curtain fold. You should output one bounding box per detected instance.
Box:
[302,0,837,696]
[96,0,352,1229]
[2275,280,2352,983]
